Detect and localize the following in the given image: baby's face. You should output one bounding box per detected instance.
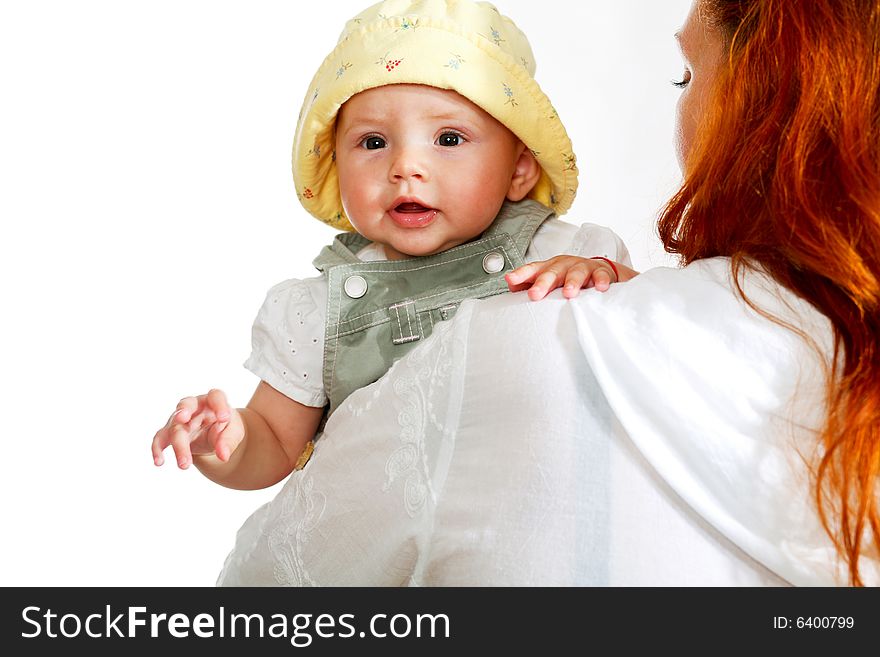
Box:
[335,84,527,260]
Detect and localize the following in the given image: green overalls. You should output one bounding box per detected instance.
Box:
[313,199,553,415]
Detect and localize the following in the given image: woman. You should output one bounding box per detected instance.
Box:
[217,0,879,586]
[656,0,880,586]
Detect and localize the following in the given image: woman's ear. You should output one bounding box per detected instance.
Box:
[506,143,542,202]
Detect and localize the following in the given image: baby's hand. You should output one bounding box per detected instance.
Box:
[152,389,244,469]
[505,255,636,301]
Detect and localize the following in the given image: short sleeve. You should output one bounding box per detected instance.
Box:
[567,223,633,267]
[526,219,632,267]
[243,276,328,408]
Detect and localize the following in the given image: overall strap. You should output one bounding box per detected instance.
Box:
[481,199,554,266]
[312,232,373,272]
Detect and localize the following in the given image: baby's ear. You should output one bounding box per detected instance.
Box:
[506,144,542,202]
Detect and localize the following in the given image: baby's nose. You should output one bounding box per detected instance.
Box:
[389,147,429,182]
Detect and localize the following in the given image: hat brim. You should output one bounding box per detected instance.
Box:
[293,17,578,231]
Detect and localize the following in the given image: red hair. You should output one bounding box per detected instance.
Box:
[658,0,880,584]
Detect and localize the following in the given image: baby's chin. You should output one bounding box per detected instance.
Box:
[384,236,469,261]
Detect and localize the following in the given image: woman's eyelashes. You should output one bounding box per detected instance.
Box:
[672,69,692,88]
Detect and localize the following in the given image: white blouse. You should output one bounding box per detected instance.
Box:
[217,257,879,586]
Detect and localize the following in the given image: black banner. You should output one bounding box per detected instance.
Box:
[2,587,874,653]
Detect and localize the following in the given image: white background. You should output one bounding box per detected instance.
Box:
[1,0,691,586]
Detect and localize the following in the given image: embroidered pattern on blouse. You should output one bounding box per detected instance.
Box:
[266,471,327,586]
[378,316,458,518]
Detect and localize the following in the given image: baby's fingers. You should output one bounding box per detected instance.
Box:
[205,389,232,423]
[172,396,200,424]
[168,422,195,469]
[561,266,589,298]
[152,407,187,466]
[505,262,540,291]
[151,426,171,466]
[207,419,231,462]
[591,267,614,292]
[527,270,563,301]
[153,394,215,467]
[152,422,194,468]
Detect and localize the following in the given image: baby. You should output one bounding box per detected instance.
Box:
[152,0,634,488]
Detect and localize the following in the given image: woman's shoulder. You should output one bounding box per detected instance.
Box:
[639,258,831,334]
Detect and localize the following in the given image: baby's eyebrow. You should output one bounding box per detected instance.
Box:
[337,116,386,133]
[424,111,465,121]
[339,114,477,134]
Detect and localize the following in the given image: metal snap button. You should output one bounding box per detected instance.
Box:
[343,274,368,299]
[482,251,505,274]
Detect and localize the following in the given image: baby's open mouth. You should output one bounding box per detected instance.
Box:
[395,202,432,213]
[388,202,438,228]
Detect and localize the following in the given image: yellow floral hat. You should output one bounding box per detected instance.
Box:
[293,0,578,231]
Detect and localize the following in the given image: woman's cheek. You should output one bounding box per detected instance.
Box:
[675,92,694,173]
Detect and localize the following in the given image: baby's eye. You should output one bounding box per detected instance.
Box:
[436,132,464,147]
[360,136,386,150]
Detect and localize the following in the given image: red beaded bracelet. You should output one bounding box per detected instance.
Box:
[589,256,619,282]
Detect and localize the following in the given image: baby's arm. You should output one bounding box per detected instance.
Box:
[151,381,323,490]
[505,255,639,300]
